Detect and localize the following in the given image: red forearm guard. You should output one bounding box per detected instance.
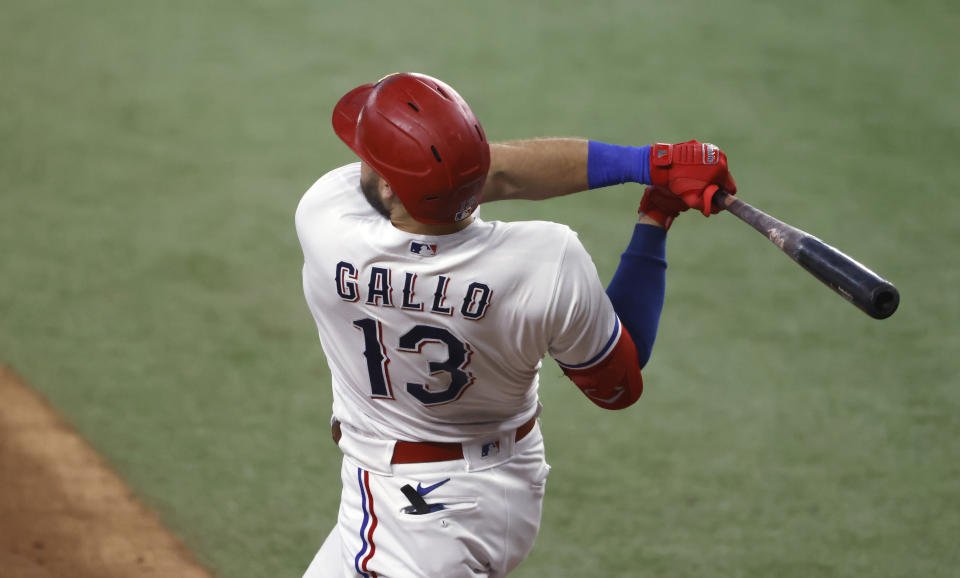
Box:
[562,328,644,410]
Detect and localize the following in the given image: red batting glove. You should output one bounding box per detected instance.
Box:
[638,186,688,230]
[649,140,737,216]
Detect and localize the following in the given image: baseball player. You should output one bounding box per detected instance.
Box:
[297,73,736,577]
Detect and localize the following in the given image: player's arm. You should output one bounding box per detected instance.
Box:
[481,138,737,222]
[550,192,677,410]
[548,226,654,410]
[605,216,668,369]
[482,139,590,202]
[557,221,667,410]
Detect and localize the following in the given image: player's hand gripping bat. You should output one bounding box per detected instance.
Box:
[711,190,899,320]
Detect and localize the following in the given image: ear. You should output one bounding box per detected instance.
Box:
[379,178,394,200]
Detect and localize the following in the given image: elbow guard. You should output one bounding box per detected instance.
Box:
[561,327,644,410]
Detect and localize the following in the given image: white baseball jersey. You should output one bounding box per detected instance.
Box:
[296,163,619,443]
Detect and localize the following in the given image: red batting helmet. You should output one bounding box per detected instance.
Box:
[332,73,490,224]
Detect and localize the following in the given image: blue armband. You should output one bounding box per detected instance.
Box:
[587,141,652,189]
[606,224,667,368]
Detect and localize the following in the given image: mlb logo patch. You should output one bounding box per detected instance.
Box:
[481,441,500,458]
[410,241,438,257]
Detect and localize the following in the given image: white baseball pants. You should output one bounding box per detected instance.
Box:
[303,424,549,577]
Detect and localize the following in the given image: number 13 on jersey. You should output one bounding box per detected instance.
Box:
[353,318,474,406]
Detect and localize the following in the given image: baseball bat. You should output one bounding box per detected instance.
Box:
[712,190,899,320]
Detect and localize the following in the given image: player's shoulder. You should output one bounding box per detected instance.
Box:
[483,218,580,257]
[488,218,575,243]
[295,162,366,227]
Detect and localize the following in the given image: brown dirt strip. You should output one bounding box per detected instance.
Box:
[0,365,215,578]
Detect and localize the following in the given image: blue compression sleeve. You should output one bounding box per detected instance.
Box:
[606,223,667,368]
[587,141,652,189]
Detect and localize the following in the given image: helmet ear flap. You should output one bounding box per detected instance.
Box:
[332,73,490,224]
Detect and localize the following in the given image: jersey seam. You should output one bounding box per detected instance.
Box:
[544,228,574,338]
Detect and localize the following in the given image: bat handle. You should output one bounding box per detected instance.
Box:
[712,189,739,212]
[712,189,806,248]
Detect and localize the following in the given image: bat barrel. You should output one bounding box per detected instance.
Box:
[796,236,900,319]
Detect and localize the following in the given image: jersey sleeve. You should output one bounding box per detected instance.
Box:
[546,230,622,369]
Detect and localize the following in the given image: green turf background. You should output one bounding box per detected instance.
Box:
[2,0,958,576]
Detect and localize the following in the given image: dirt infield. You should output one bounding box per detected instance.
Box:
[0,365,214,578]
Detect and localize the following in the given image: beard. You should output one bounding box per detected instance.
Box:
[360,168,391,219]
